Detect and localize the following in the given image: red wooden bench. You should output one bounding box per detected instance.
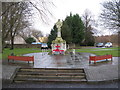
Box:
[89,55,112,64]
[8,56,34,64]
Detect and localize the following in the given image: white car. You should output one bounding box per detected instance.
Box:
[96,43,104,47]
[41,43,48,49]
[104,42,112,47]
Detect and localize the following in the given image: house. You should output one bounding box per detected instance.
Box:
[38,37,48,43]
[14,35,26,44]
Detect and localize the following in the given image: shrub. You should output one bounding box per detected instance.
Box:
[25,37,36,44]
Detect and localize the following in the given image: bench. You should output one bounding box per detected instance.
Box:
[89,55,112,64]
[8,56,34,64]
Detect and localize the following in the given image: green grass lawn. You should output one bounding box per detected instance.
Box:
[2,48,50,59]
[2,47,119,59]
[75,47,120,57]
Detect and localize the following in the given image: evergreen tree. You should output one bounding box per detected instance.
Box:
[47,25,57,48]
[61,21,72,44]
[71,14,85,45]
[25,37,36,44]
[61,14,85,45]
[48,13,85,46]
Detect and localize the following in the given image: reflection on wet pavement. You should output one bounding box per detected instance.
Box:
[24,52,118,68]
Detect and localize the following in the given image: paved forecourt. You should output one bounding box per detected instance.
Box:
[2,52,119,82]
[23,52,118,82]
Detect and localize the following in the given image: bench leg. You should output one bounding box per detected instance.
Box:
[89,60,91,64]
[111,57,113,61]
[8,59,9,62]
[94,61,96,64]
[33,61,34,64]
[106,59,108,61]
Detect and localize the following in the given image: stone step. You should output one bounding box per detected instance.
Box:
[19,68,84,73]
[17,72,85,76]
[16,75,86,79]
[13,68,87,83]
[19,68,84,70]
[18,70,84,73]
[14,78,87,83]
[15,76,85,80]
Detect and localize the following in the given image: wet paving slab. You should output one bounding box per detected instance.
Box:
[23,52,118,68]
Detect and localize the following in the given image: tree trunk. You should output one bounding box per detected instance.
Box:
[2,40,5,53]
[10,36,14,50]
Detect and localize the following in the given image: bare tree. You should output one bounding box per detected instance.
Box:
[1,0,54,23]
[2,2,30,49]
[29,0,54,24]
[16,28,31,41]
[17,28,43,42]
[100,0,120,31]
[1,0,54,50]
[30,29,43,41]
[82,9,95,46]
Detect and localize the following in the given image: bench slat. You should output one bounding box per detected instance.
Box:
[8,56,34,63]
[89,55,112,64]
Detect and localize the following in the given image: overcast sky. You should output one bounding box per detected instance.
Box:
[32,0,110,36]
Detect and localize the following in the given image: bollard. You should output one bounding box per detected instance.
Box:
[73,49,75,55]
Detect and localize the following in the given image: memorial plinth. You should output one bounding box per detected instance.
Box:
[51,19,67,54]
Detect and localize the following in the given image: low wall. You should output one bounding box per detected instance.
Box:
[6,44,41,48]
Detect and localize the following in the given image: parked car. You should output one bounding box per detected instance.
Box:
[41,43,48,49]
[96,43,104,47]
[104,42,112,47]
[32,42,42,44]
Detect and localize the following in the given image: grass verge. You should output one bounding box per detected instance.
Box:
[2,47,119,59]
[2,48,50,59]
[75,47,119,57]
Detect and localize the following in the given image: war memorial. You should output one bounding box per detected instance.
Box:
[51,19,67,55]
[2,19,118,89]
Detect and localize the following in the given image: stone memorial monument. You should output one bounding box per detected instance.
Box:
[51,19,67,54]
